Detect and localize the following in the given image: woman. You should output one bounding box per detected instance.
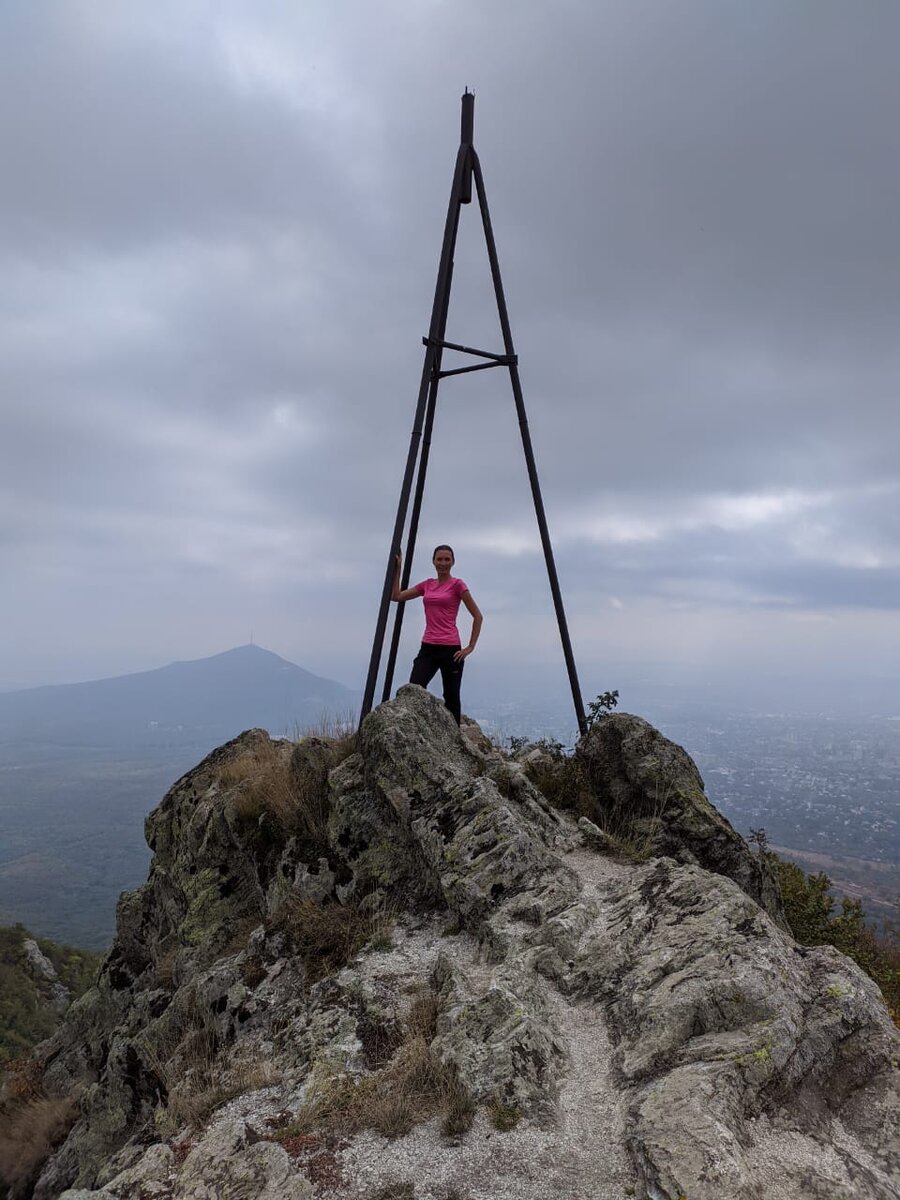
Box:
[392,544,483,725]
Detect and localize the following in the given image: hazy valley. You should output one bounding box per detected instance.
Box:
[0,646,357,947]
[0,646,898,949]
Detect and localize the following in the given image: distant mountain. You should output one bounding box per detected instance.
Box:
[0,644,358,751]
[0,646,358,948]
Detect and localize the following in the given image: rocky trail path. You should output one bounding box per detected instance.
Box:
[318,900,638,1200]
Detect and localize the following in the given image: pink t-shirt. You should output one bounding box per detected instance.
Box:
[414,577,469,645]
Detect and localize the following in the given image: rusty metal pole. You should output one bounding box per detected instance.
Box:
[471,150,587,736]
[360,96,474,724]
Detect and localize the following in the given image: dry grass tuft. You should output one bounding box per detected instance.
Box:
[240,955,267,988]
[523,751,594,818]
[167,1059,279,1130]
[0,1093,79,1186]
[283,1070,370,1137]
[407,988,441,1041]
[289,714,358,846]
[155,945,180,990]
[223,740,295,827]
[276,986,473,1143]
[140,990,280,1131]
[2,1054,44,1103]
[217,749,265,789]
[272,897,394,984]
[367,1184,415,1200]
[440,1067,476,1136]
[356,1012,404,1071]
[287,736,351,852]
[588,769,679,862]
[292,709,358,747]
[219,726,357,858]
[487,1098,520,1131]
[522,745,678,863]
[221,916,262,958]
[370,1035,448,1137]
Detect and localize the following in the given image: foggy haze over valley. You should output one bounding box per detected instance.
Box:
[0,645,897,949]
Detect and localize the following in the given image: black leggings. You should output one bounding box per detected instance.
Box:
[410,642,463,725]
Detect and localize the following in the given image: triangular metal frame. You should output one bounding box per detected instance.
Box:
[360,91,586,735]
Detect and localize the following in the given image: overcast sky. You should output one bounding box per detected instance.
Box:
[3,1,900,706]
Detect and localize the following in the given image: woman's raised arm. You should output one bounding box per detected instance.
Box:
[391,553,423,603]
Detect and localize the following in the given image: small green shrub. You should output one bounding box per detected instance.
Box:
[0,925,101,1076]
[584,690,619,731]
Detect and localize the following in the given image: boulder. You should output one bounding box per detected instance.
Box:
[172,1119,313,1200]
[358,686,582,948]
[572,856,899,1199]
[431,951,563,1116]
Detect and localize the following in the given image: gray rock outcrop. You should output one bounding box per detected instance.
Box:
[4,686,896,1200]
[578,712,787,925]
[22,939,71,1015]
[571,855,898,1199]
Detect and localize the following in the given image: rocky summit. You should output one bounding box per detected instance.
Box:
[3,687,898,1200]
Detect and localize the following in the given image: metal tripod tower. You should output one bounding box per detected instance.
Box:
[360,91,586,736]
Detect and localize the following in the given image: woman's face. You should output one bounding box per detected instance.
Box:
[433,549,454,575]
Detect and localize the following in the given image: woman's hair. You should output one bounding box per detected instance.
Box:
[432,544,455,562]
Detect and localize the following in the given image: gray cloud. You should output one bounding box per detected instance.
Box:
[2,0,899,697]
